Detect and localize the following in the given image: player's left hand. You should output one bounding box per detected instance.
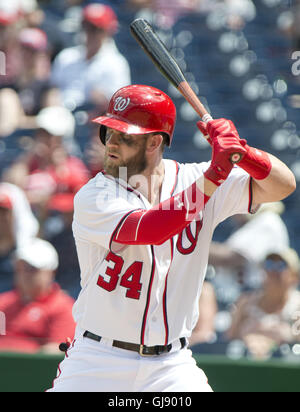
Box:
[200,119,248,186]
[197,118,247,164]
[197,119,272,180]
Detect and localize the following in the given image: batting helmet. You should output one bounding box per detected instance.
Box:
[92,85,176,147]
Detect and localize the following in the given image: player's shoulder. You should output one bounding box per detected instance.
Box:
[74,172,125,208]
[75,172,107,199]
[176,160,210,178]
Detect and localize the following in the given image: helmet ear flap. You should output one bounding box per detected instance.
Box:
[99,125,107,145]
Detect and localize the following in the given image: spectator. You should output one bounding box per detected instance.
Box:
[28,105,90,224]
[0,192,16,294]
[0,3,22,90]
[16,27,52,116]
[224,202,289,262]
[0,0,46,88]
[46,192,81,299]
[0,0,44,28]
[0,27,55,137]
[0,0,46,37]
[51,3,131,112]
[0,5,23,137]
[0,182,39,245]
[0,182,39,293]
[83,125,105,177]
[189,281,218,347]
[127,0,201,28]
[19,0,45,28]
[4,106,90,229]
[209,202,290,297]
[216,0,256,30]
[292,3,300,51]
[279,0,300,53]
[226,248,300,359]
[127,0,256,30]
[0,238,76,354]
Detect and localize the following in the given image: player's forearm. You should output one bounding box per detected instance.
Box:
[228,137,296,203]
[251,153,296,204]
[113,178,215,246]
[204,177,219,196]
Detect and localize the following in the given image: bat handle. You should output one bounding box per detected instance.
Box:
[200,113,243,164]
[177,82,242,164]
[202,113,213,123]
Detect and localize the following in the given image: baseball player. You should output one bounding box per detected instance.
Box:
[48,85,296,392]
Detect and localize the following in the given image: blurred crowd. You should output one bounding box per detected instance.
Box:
[0,0,299,359]
[0,0,131,354]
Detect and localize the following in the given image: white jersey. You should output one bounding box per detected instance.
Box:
[72,159,253,346]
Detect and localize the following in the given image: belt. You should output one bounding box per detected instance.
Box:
[83,331,186,357]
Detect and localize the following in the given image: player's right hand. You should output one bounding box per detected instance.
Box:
[198,119,247,186]
[197,118,246,146]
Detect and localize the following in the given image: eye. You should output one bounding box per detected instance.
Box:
[120,136,134,146]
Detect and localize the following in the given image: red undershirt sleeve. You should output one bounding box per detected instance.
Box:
[112,182,210,246]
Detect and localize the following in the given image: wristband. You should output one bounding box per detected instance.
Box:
[238,145,271,180]
[204,166,227,187]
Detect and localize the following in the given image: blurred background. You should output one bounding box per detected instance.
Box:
[0,0,300,390]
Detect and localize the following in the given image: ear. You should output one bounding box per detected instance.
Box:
[146,133,164,153]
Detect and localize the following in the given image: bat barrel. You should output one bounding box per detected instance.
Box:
[130,18,242,164]
[130,19,186,88]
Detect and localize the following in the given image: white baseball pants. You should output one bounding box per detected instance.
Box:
[47,329,213,392]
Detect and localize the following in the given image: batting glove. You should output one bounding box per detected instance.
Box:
[197,119,271,180]
[197,118,247,186]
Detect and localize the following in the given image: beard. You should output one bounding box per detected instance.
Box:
[104,141,148,181]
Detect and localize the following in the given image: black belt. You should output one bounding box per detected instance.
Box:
[83,331,186,356]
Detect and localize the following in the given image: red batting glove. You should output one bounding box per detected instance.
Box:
[237,141,272,180]
[197,119,247,186]
[197,119,271,180]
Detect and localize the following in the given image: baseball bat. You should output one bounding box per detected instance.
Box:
[130,18,242,164]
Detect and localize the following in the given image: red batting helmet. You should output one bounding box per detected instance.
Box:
[92,85,176,147]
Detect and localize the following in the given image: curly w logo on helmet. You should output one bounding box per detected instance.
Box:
[113,97,131,112]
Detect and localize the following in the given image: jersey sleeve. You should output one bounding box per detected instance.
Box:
[72,176,140,250]
[209,165,256,228]
[73,174,210,249]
